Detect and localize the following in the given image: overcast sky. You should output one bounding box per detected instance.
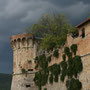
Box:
[0,0,90,74]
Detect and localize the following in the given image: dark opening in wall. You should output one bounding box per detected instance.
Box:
[71,31,79,38]
[82,28,85,38]
[28,69,33,71]
[26,84,31,88]
[28,60,32,64]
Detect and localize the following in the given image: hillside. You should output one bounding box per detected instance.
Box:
[0,73,12,90]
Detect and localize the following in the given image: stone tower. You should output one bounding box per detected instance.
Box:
[10,33,40,90]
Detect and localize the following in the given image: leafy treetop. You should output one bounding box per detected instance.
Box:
[27,13,75,51]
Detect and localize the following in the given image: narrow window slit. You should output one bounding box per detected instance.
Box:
[28,69,33,71]
[26,84,31,88]
[82,28,85,38]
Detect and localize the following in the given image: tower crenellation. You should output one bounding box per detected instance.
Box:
[10,33,35,50]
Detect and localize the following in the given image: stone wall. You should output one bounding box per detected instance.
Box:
[10,21,90,90]
[42,54,90,90]
[41,22,90,90]
[11,73,38,90]
[10,34,40,90]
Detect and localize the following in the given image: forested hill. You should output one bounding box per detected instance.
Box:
[0,73,12,90]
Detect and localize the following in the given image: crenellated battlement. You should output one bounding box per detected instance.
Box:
[10,33,36,50]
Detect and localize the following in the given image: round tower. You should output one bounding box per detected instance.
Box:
[10,33,40,90]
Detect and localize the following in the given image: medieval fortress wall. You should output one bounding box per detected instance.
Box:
[42,21,90,90]
[10,19,90,90]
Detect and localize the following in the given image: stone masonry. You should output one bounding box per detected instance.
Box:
[42,18,90,90]
[10,18,90,90]
[10,33,41,90]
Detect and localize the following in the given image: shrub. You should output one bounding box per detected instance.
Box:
[49,74,53,84]
[54,74,58,82]
[62,54,66,61]
[47,56,51,62]
[53,49,59,58]
[34,44,83,90]
[64,47,70,56]
[70,44,77,55]
[66,78,82,90]
[44,88,47,90]
[21,68,27,73]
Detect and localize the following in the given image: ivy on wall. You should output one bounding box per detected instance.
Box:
[53,49,59,58]
[21,68,27,74]
[44,88,47,90]
[34,44,83,90]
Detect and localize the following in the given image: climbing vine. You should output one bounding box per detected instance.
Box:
[53,49,59,58]
[21,68,27,74]
[34,44,83,90]
[47,55,51,63]
[70,44,77,55]
[44,88,47,90]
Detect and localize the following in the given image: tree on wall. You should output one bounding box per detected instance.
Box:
[27,13,75,51]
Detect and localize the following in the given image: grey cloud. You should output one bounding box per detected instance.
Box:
[0,0,90,73]
[45,0,90,7]
[0,0,8,11]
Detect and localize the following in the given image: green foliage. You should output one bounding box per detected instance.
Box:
[49,64,60,83]
[64,47,72,59]
[49,64,61,76]
[34,71,48,89]
[72,56,83,77]
[67,58,74,78]
[27,13,75,51]
[47,55,51,62]
[70,44,77,55]
[62,45,83,90]
[66,56,83,78]
[49,74,53,84]
[34,44,83,90]
[54,74,58,82]
[42,35,56,51]
[60,61,67,82]
[35,64,38,69]
[34,72,42,90]
[64,47,70,56]
[53,49,59,58]
[34,54,49,89]
[21,68,27,73]
[35,56,39,64]
[35,54,48,70]
[28,14,75,37]
[66,78,82,90]
[42,34,67,51]
[62,54,66,61]
[42,33,67,51]
[60,74,65,82]
[44,88,47,90]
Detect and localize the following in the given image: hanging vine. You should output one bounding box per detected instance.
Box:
[34,44,83,90]
[53,49,59,58]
